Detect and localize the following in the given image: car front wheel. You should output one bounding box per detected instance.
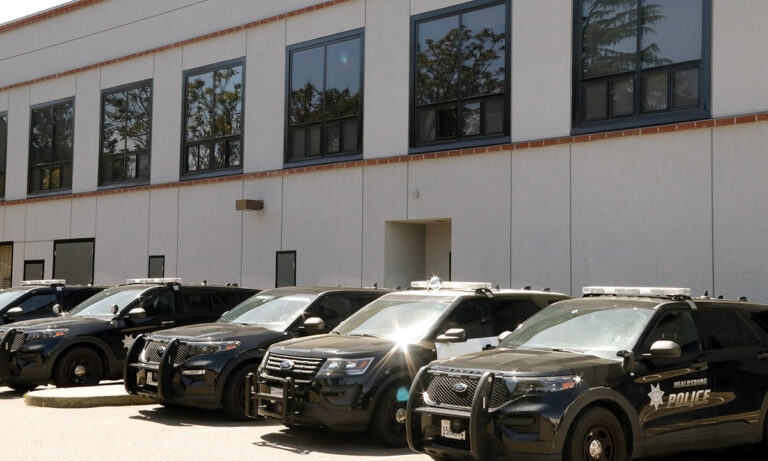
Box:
[53,347,104,388]
[564,407,628,461]
[369,382,410,447]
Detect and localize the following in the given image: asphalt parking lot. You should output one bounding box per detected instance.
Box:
[0,384,762,461]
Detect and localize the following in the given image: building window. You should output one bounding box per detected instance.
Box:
[0,242,11,289]
[53,239,94,285]
[29,99,74,194]
[573,0,711,132]
[148,255,165,278]
[100,81,152,186]
[24,260,45,281]
[286,30,363,164]
[183,60,244,176]
[0,112,7,199]
[411,0,509,150]
[276,251,296,288]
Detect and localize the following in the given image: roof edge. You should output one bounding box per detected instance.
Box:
[0,0,106,34]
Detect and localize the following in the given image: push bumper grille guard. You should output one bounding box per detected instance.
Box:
[245,372,300,421]
[406,369,495,461]
[124,335,180,401]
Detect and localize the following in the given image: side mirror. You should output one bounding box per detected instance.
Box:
[497,330,512,342]
[52,304,63,315]
[6,307,23,318]
[302,317,326,334]
[111,304,120,315]
[127,307,147,320]
[648,340,681,358]
[436,328,467,343]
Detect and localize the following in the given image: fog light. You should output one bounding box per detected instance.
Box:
[450,418,466,433]
[182,369,206,376]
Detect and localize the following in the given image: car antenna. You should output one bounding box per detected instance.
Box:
[522,285,531,290]
[739,296,748,302]
[373,282,378,288]
[543,287,551,292]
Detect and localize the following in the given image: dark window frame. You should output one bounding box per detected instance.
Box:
[98,79,153,189]
[53,238,95,285]
[409,0,511,154]
[148,255,165,278]
[0,110,7,199]
[284,28,365,167]
[571,0,712,134]
[180,57,246,180]
[28,97,75,196]
[23,259,45,281]
[275,250,297,288]
[0,241,13,289]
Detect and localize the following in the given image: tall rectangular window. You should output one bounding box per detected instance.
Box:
[24,260,45,281]
[148,255,165,278]
[100,81,152,186]
[411,0,509,150]
[53,239,94,285]
[286,30,363,164]
[276,251,296,288]
[29,99,74,194]
[0,112,7,198]
[574,0,711,132]
[0,242,12,289]
[183,60,244,177]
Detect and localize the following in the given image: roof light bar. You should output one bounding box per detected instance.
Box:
[125,278,182,285]
[411,277,492,291]
[20,279,66,286]
[583,286,691,297]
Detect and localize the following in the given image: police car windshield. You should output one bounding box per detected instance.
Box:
[67,286,146,320]
[500,304,657,359]
[218,293,319,331]
[0,287,33,309]
[334,294,456,343]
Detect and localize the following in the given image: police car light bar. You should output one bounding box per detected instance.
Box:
[583,286,692,297]
[411,277,492,291]
[20,279,66,286]
[125,278,183,285]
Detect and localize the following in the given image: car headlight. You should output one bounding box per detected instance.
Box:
[503,376,580,395]
[24,328,69,342]
[317,357,374,376]
[188,341,239,355]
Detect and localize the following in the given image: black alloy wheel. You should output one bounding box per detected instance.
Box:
[222,364,262,420]
[369,382,410,447]
[53,347,104,388]
[565,407,627,461]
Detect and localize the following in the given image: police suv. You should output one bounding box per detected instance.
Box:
[0,280,104,324]
[406,286,768,461]
[250,279,568,446]
[0,278,255,392]
[124,286,388,419]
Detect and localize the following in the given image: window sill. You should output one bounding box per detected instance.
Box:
[572,109,711,136]
[408,135,510,155]
[97,180,150,191]
[283,153,362,169]
[180,168,243,181]
[26,189,72,199]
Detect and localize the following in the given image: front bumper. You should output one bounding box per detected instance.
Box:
[0,329,55,386]
[124,336,224,409]
[406,369,565,461]
[248,371,371,431]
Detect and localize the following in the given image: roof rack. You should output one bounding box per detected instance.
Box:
[583,286,691,298]
[125,278,182,285]
[411,277,492,291]
[20,279,66,287]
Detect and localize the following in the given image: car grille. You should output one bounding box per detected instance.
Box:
[10,332,27,352]
[264,353,325,379]
[140,339,191,365]
[424,373,511,409]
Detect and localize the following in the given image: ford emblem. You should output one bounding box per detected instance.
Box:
[156,346,166,355]
[280,360,294,370]
[453,383,468,393]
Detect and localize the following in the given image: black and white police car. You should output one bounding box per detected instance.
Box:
[0,280,104,324]
[406,286,768,461]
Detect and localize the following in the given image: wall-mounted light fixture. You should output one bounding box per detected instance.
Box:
[235,199,264,211]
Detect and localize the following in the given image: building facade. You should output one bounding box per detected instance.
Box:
[0,0,766,301]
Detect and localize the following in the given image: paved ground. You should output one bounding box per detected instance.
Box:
[0,384,763,461]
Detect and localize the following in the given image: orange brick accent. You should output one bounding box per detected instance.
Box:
[0,0,106,35]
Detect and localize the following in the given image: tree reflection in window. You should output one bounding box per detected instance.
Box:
[184,63,243,175]
[287,33,362,163]
[101,82,151,185]
[413,2,507,146]
[577,0,706,126]
[29,101,73,193]
[0,112,6,198]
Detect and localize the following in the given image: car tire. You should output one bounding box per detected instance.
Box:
[564,407,627,461]
[53,347,104,388]
[222,364,262,420]
[369,382,410,448]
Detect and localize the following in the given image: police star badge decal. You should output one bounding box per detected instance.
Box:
[123,334,137,351]
[648,383,665,410]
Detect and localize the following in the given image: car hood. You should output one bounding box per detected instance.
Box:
[0,316,106,331]
[269,334,398,358]
[151,322,285,343]
[431,347,622,377]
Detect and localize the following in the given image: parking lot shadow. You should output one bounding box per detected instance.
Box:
[256,427,413,457]
[130,404,281,428]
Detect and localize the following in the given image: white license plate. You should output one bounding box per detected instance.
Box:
[270,387,284,398]
[440,419,466,440]
[146,372,158,386]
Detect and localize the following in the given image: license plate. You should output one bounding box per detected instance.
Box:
[270,387,284,398]
[146,372,158,386]
[441,419,466,440]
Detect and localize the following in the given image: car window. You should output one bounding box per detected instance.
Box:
[180,290,213,314]
[307,294,355,331]
[17,293,59,316]
[493,299,540,335]
[644,310,701,354]
[61,289,100,309]
[441,298,494,339]
[140,289,176,317]
[697,310,759,350]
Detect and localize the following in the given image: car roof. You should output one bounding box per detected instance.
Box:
[257,286,389,295]
[553,296,768,312]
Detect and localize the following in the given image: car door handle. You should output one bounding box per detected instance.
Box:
[758,352,768,361]
[161,321,175,328]
[691,362,708,371]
